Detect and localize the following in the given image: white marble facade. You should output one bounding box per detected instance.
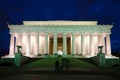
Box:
[8,21,113,58]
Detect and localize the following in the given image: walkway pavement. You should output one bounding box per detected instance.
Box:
[0,67,120,80]
[2,74,117,80]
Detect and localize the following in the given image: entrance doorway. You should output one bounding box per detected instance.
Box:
[49,37,71,55]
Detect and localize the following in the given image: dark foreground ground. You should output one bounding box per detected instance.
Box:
[0,58,120,80]
[0,66,120,80]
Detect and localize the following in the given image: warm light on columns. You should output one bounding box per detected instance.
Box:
[81,34,85,55]
[71,35,72,54]
[90,34,94,56]
[26,34,30,56]
[75,35,78,54]
[76,34,81,55]
[40,34,45,55]
[17,34,22,47]
[14,33,18,53]
[31,34,37,55]
[98,33,103,46]
[78,35,81,54]
[84,35,90,55]
[93,35,98,55]
[72,33,76,54]
[36,34,39,55]
[39,35,43,54]
[22,34,27,54]
[48,36,49,54]
[102,33,106,54]
[106,34,111,55]
[9,33,15,56]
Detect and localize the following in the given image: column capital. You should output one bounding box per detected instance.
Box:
[63,33,67,55]
[21,32,27,36]
[44,33,49,36]
[14,33,19,37]
[90,33,94,35]
[25,33,31,37]
[53,32,57,34]
[53,33,58,36]
[10,33,15,37]
[99,33,104,35]
[106,33,110,36]
[36,33,40,36]
[44,32,49,35]
[53,32,57,54]
[71,33,76,37]
[71,32,76,34]
[63,33,67,36]
[81,33,85,36]
[31,32,39,36]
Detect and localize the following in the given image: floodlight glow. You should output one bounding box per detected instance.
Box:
[39,35,44,54]
[30,35,37,55]
[21,35,27,54]
[84,35,90,54]
[93,36,98,54]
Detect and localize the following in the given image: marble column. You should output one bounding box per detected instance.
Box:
[41,34,44,55]
[48,35,49,54]
[45,33,49,54]
[98,33,105,53]
[39,34,42,54]
[16,33,22,54]
[9,33,15,56]
[72,33,76,55]
[106,34,111,55]
[98,33,103,46]
[90,33,94,56]
[30,34,34,55]
[76,34,81,55]
[75,35,78,54]
[81,33,84,55]
[102,34,106,54]
[17,33,22,47]
[15,33,19,53]
[63,33,67,55]
[71,35,72,54]
[94,34,98,55]
[53,33,57,54]
[21,33,26,54]
[78,34,81,55]
[36,33,39,55]
[26,33,31,56]
[34,33,38,55]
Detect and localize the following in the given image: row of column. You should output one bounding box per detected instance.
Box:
[9,32,111,56]
[53,33,67,55]
[9,33,47,56]
[52,33,111,56]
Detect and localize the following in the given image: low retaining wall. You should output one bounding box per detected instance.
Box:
[0,58,14,65]
[105,59,120,67]
[91,53,120,67]
[14,53,29,67]
[91,53,105,67]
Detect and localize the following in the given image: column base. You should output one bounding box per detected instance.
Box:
[105,55,119,58]
[2,54,15,58]
[24,53,36,58]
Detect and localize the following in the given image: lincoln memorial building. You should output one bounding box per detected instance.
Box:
[8,21,113,58]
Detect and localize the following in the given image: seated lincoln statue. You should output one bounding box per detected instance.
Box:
[57,50,63,55]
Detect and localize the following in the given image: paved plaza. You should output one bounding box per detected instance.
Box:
[0,66,120,80]
[2,74,118,80]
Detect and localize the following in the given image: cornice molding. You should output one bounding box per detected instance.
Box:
[23,21,97,25]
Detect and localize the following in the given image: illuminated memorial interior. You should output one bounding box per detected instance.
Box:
[7,21,113,58]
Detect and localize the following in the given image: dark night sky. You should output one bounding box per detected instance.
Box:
[0,0,120,55]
